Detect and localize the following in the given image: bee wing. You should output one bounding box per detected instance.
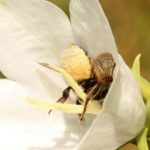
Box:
[70,0,118,62]
[93,53,116,83]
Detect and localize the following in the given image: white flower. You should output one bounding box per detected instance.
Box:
[0,0,146,149]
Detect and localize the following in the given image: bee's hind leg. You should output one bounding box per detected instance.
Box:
[48,86,72,114]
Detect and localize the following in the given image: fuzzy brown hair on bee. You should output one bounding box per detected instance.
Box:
[42,44,116,121]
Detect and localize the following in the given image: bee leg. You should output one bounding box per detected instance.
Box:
[48,86,71,114]
[79,97,90,121]
[75,98,85,120]
[79,85,99,121]
[57,86,72,103]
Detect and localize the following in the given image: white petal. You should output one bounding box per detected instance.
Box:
[0,79,29,111]
[3,0,73,57]
[0,79,94,150]
[0,0,72,87]
[76,56,146,150]
[70,0,118,62]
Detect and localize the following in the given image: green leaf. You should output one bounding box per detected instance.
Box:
[132,54,141,82]
[146,98,150,128]
[137,127,149,150]
[140,76,150,101]
[132,54,150,101]
[137,97,150,150]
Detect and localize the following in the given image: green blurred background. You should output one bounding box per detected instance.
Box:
[49,0,150,81]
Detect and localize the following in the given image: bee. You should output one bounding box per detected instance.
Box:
[42,44,116,121]
[78,52,116,120]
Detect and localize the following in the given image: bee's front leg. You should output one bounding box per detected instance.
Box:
[48,86,71,114]
[79,84,99,121]
[79,97,90,121]
[79,98,90,121]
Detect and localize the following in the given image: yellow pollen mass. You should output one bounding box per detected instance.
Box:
[61,44,92,81]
